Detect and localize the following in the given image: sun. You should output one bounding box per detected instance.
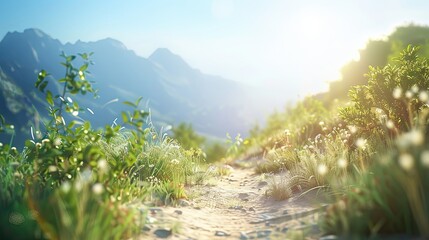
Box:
[296,9,328,39]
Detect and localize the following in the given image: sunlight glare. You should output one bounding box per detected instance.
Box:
[296,9,327,38]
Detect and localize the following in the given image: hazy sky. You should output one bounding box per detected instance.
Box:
[2,0,429,99]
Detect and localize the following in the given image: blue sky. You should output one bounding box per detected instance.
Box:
[2,0,429,100]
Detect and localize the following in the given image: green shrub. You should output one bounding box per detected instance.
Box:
[323,126,429,237]
[323,46,429,238]
[340,45,429,138]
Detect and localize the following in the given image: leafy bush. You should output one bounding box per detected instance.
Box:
[323,46,429,238]
[172,122,205,150]
[323,126,429,237]
[340,45,429,137]
[0,51,205,239]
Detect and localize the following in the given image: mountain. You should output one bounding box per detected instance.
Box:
[0,28,260,146]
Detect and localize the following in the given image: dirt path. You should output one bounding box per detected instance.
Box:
[140,162,330,239]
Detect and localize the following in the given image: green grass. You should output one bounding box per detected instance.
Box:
[0,53,210,239]
[248,46,429,239]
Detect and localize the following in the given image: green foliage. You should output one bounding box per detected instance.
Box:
[251,44,429,238]
[321,46,429,237]
[27,173,140,240]
[243,96,333,159]
[323,126,429,237]
[172,122,205,150]
[328,24,429,101]
[205,142,227,163]
[340,46,429,137]
[0,51,205,239]
[226,133,243,157]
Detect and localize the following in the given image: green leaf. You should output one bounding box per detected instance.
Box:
[39,81,48,92]
[79,63,88,72]
[79,53,88,60]
[133,110,139,120]
[135,97,143,107]
[46,91,54,106]
[66,55,76,62]
[121,112,129,123]
[123,101,136,107]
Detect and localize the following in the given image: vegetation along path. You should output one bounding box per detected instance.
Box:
[140,158,330,240]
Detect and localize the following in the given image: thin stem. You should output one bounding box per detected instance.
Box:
[58,64,70,119]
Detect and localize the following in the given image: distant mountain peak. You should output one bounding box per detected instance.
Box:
[95,37,127,50]
[23,28,49,38]
[2,28,61,47]
[149,48,192,74]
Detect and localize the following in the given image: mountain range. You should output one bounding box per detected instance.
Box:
[0,28,266,145]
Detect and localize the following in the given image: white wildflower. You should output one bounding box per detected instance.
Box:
[317,164,328,175]
[72,111,79,116]
[48,165,57,172]
[386,120,395,129]
[399,153,414,171]
[419,91,429,102]
[92,183,104,195]
[338,158,347,168]
[405,90,413,99]
[97,159,109,173]
[397,129,424,148]
[348,125,358,134]
[319,121,325,126]
[393,87,402,99]
[61,181,71,193]
[355,138,367,150]
[412,85,419,93]
[53,138,62,146]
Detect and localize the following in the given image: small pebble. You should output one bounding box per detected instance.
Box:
[238,193,250,199]
[154,228,172,238]
[149,208,163,215]
[174,210,183,215]
[142,225,152,232]
[146,216,156,224]
[215,230,230,237]
[319,235,338,240]
[178,199,191,207]
[257,230,272,238]
[239,232,249,240]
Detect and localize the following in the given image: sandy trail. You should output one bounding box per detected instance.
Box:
[140,162,329,239]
